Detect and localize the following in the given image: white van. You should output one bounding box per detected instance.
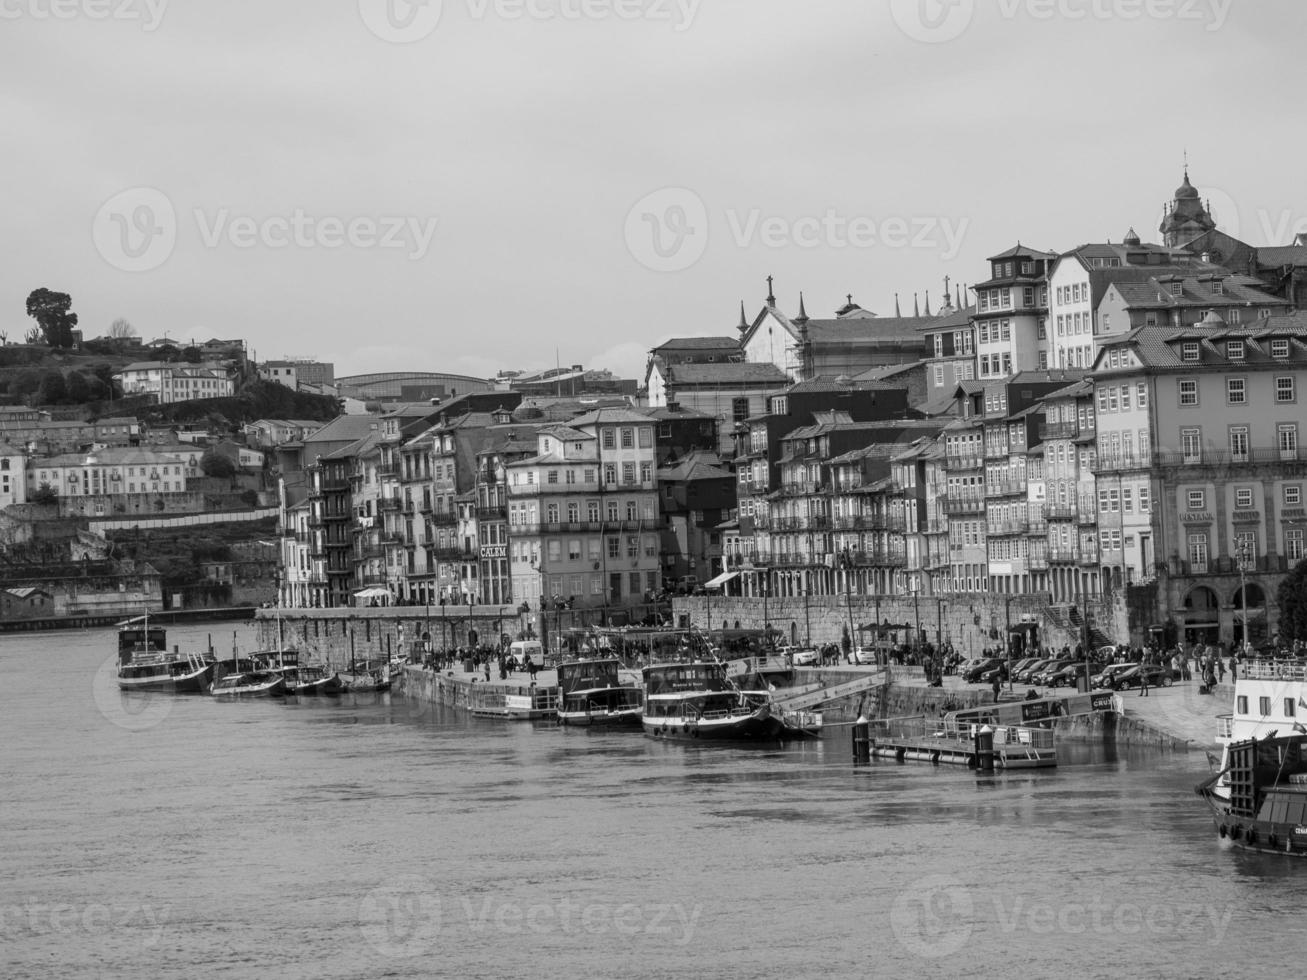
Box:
[508,640,543,669]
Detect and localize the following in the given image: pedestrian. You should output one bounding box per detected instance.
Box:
[991,672,1002,704]
[1139,665,1150,697]
[1229,656,1237,683]
[1217,656,1225,683]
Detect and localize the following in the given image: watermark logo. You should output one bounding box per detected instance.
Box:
[890,0,1232,42]
[889,874,973,958]
[359,881,701,957]
[359,875,443,958]
[623,187,709,273]
[890,877,1234,957]
[0,0,169,31]
[92,187,177,273]
[358,0,443,43]
[92,654,174,731]
[0,898,169,947]
[889,0,975,43]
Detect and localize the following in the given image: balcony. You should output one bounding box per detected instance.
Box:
[430,510,458,526]
[772,552,822,567]
[1027,553,1050,570]
[512,519,648,535]
[431,546,470,561]
[943,453,984,471]
[941,494,985,515]
[378,496,402,512]
[1048,547,1081,563]
[1078,546,1100,566]
[984,442,1011,460]
[776,481,823,496]
[1026,520,1048,536]
[986,520,1029,537]
[477,505,507,521]
[1038,421,1080,441]
[987,479,1028,497]
[1077,510,1098,526]
[1093,453,1149,474]
[845,549,908,568]
[1045,502,1077,520]
[509,480,604,496]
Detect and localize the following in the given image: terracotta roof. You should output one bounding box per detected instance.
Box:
[662,362,791,385]
[988,243,1059,260]
[804,316,935,344]
[786,375,902,393]
[1257,245,1307,268]
[651,336,741,351]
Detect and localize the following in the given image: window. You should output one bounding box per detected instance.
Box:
[1139,486,1150,512]
[1289,529,1305,561]
[640,462,652,483]
[1286,485,1302,506]
[1181,428,1202,464]
[620,428,634,449]
[1272,339,1290,358]
[1230,426,1249,463]
[1237,695,1248,715]
[1288,699,1297,719]
[1188,532,1209,573]
[603,464,616,485]
[1279,424,1299,459]
[568,540,581,560]
[602,428,616,449]
[1235,487,1253,510]
[933,364,944,387]
[1137,382,1148,409]
[1187,489,1206,510]
[1120,385,1131,411]
[622,462,636,484]
[638,427,652,448]
[1226,340,1245,360]
[732,398,750,424]
[547,470,559,484]
[1181,342,1200,362]
[1277,377,1296,403]
[1260,697,1272,717]
[1227,378,1246,404]
[1178,379,1197,406]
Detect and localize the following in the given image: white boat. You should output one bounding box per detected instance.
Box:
[1196,656,1307,854]
[557,658,643,728]
[209,668,286,698]
[642,662,784,741]
[115,617,215,693]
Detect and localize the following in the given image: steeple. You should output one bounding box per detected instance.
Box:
[766,275,776,307]
[794,292,809,326]
[894,293,901,317]
[913,293,920,317]
[924,291,932,317]
[737,300,749,336]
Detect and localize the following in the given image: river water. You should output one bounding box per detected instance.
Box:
[2,622,1304,979]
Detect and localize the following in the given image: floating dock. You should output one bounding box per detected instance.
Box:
[400,664,560,720]
[856,716,1058,769]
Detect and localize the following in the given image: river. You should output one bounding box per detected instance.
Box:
[1,622,1303,979]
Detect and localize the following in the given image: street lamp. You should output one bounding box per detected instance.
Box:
[466,592,475,649]
[440,592,447,651]
[1236,538,1252,654]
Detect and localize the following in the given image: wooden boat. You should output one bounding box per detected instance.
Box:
[557,658,643,728]
[642,662,784,741]
[283,663,343,697]
[115,616,215,693]
[209,667,286,698]
[339,659,391,693]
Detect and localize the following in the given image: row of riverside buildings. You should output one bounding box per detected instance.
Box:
[275,170,1307,648]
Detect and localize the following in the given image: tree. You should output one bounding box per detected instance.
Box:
[199,451,236,479]
[109,317,136,340]
[31,482,58,506]
[25,288,79,348]
[36,370,67,405]
[65,371,91,403]
[1276,559,1307,643]
[181,346,203,363]
[10,367,43,401]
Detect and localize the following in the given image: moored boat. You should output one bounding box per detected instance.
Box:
[1196,656,1307,854]
[115,617,215,693]
[283,663,344,697]
[209,666,287,698]
[642,661,784,741]
[557,657,643,728]
[339,659,391,693]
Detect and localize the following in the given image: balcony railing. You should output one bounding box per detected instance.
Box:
[1078,546,1100,565]
[1153,446,1307,468]
[511,520,648,534]
[1045,503,1077,520]
[1077,510,1098,525]
[378,496,402,512]
[1027,553,1050,570]
[941,494,985,515]
[1038,421,1080,441]
[984,443,1011,459]
[430,511,458,526]
[987,479,1028,497]
[943,453,984,471]
[845,549,908,568]
[1047,547,1081,563]
[1093,453,1149,474]
[476,505,507,521]
[986,520,1029,536]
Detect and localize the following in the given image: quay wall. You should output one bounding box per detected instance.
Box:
[254,607,517,665]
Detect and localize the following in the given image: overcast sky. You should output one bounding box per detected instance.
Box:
[4,0,1303,382]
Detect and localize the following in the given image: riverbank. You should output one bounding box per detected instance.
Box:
[0,605,256,632]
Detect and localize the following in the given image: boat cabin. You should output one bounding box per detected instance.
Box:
[117,621,168,663]
[557,658,624,695]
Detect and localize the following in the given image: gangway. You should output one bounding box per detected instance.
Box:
[772,669,889,711]
[947,689,1121,728]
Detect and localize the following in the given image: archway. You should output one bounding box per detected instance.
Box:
[1182,586,1220,645]
[1232,582,1268,649]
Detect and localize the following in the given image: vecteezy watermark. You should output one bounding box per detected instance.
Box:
[92,653,174,731]
[359,877,701,958]
[890,0,1232,44]
[890,877,1233,958]
[0,898,169,947]
[358,0,700,42]
[92,186,440,272]
[0,0,169,30]
[623,187,968,273]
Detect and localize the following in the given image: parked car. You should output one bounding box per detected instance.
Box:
[962,657,1006,683]
[1009,657,1041,678]
[1032,659,1076,685]
[1014,659,1054,684]
[790,648,820,667]
[1090,663,1137,689]
[1110,663,1174,690]
[1047,661,1105,688]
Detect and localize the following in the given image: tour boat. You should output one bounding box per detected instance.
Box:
[283,663,344,697]
[557,657,643,728]
[1195,657,1307,855]
[641,661,785,741]
[115,617,215,693]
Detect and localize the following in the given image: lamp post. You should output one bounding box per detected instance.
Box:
[1004,593,1013,693]
[466,592,474,649]
[440,593,447,652]
[762,572,770,652]
[912,583,921,657]
[1237,539,1251,654]
[802,585,811,648]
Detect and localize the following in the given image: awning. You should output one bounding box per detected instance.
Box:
[703,571,739,589]
[353,587,393,600]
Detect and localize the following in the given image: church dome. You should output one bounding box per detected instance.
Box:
[1175,172,1199,200]
[1123,227,1141,246]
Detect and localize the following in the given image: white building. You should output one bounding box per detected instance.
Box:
[0,442,27,507]
[115,362,234,403]
[27,447,202,498]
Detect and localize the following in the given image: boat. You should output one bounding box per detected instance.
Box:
[1195,656,1307,854]
[556,657,643,728]
[339,659,391,693]
[115,616,215,693]
[209,666,287,698]
[283,662,344,697]
[641,661,785,741]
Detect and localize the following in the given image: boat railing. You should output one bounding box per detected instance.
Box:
[1239,660,1307,681]
[1216,714,1234,740]
[872,715,1054,749]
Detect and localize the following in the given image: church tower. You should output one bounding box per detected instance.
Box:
[1159,167,1216,248]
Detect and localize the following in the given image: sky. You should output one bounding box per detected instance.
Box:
[3,0,1304,383]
